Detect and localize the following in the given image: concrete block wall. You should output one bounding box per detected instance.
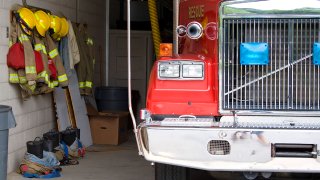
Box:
[0,0,106,173]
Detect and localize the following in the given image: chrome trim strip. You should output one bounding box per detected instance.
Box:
[221,0,320,18]
[219,110,320,117]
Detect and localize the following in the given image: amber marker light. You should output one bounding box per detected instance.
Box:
[159,43,173,57]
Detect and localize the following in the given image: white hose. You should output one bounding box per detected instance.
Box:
[127,0,143,155]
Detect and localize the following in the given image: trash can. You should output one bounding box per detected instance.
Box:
[0,105,16,180]
[95,87,129,112]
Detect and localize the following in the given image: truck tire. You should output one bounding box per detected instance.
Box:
[155,163,189,180]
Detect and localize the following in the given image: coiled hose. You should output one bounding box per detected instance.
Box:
[148,0,162,56]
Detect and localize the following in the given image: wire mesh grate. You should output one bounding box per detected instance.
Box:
[208,140,231,155]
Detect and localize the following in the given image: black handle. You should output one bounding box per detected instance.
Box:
[34,137,42,142]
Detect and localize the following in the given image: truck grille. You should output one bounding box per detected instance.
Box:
[208,140,230,155]
[222,18,320,111]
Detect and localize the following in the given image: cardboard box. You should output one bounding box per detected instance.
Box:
[86,103,99,116]
[89,112,129,145]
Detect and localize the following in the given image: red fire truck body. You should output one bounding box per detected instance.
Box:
[135,0,320,179]
[147,54,218,116]
[147,0,220,116]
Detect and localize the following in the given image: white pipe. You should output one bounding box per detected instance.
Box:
[105,0,110,86]
[173,0,179,54]
[127,0,143,155]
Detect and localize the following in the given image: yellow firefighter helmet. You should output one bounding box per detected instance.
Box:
[17,7,36,35]
[49,15,62,36]
[59,18,69,38]
[34,10,50,37]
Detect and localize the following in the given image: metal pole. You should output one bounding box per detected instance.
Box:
[127,0,143,155]
[173,0,179,54]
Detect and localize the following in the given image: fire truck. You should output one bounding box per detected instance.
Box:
[128,0,320,179]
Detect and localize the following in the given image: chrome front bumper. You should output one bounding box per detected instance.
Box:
[137,117,320,172]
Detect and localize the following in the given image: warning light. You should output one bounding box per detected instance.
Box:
[159,43,173,57]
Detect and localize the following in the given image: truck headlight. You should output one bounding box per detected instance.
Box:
[182,64,203,78]
[159,63,180,78]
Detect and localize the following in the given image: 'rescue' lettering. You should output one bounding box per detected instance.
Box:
[189,5,204,19]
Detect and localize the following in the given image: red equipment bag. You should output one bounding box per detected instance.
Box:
[7,43,25,69]
[48,59,57,79]
[34,51,44,73]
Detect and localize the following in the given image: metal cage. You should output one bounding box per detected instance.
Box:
[221,18,320,111]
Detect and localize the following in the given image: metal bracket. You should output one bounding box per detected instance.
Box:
[232,111,238,127]
[21,0,52,13]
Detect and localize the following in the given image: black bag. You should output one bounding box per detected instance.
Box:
[43,137,54,152]
[26,137,44,159]
[60,127,80,146]
[43,130,60,148]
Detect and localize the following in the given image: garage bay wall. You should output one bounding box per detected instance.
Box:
[0,0,106,173]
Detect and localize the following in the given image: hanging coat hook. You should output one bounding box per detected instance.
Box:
[22,0,27,6]
[21,0,51,14]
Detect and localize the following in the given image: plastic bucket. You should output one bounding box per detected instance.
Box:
[95,87,129,112]
[0,105,16,180]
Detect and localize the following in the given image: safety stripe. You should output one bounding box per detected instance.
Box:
[9,40,13,48]
[34,44,47,54]
[58,74,68,83]
[9,73,19,83]
[37,71,50,84]
[45,73,49,83]
[25,66,36,74]
[93,59,95,65]
[85,81,92,88]
[37,71,46,79]
[48,81,54,88]
[42,45,47,54]
[53,81,58,87]
[49,49,59,59]
[79,82,85,88]
[35,44,42,51]
[18,34,29,42]
[40,71,47,77]
[29,84,36,91]
[86,38,93,45]
[19,76,27,84]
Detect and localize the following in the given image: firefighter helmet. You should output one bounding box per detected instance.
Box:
[52,17,68,40]
[59,18,69,38]
[17,7,36,35]
[34,10,50,37]
[49,15,62,36]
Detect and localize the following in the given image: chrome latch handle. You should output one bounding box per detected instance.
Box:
[179,115,196,121]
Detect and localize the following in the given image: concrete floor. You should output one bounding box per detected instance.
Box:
[7,133,320,180]
[8,134,154,180]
